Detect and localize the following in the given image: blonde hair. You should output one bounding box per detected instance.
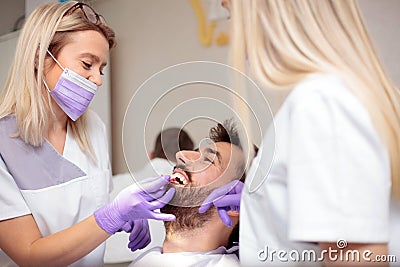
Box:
[231,0,400,200]
[0,1,115,161]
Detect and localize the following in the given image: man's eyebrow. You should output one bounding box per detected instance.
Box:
[204,147,222,165]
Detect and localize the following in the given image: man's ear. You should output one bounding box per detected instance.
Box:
[149,151,154,160]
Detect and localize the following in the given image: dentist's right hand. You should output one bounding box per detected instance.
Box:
[94,175,176,234]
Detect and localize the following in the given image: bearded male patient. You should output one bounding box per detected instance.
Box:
[129,120,246,267]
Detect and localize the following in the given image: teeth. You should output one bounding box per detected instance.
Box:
[170,173,188,185]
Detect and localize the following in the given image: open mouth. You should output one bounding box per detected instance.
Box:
[169,168,190,186]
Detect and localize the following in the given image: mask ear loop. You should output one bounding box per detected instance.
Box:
[42,79,51,93]
[46,49,65,71]
[43,50,65,93]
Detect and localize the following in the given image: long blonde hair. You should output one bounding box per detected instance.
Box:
[0,1,115,161]
[231,0,400,200]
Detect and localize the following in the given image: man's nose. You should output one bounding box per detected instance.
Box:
[175,150,201,166]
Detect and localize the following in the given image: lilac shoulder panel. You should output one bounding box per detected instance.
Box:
[0,116,86,190]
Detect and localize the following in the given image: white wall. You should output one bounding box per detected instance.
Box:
[0,32,20,89]
[0,0,25,36]
[359,0,400,86]
[93,0,234,174]
[25,0,57,16]
[93,0,400,175]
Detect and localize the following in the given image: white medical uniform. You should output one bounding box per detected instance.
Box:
[129,246,240,267]
[104,158,174,263]
[0,110,112,267]
[240,74,400,266]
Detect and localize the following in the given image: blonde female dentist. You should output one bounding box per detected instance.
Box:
[200,0,400,266]
[0,2,175,266]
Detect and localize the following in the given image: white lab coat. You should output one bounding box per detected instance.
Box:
[240,74,400,266]
[129,246,240,267]
[0,110,112,267]
[104,158,174,263]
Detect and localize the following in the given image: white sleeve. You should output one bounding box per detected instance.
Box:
[0,156,31,221]
[286,88,391,243]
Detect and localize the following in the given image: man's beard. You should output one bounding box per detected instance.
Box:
[161,184,216,234]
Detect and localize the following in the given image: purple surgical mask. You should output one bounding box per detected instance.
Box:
[43,50,98,121]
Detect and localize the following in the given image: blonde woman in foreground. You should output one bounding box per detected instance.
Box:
[0,2,175,266]
[200,0,400,266]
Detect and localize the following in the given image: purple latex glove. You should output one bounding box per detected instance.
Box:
[198,180,244,226]
[94,175,176,234]
[120,219,135,233]
[127,219,151,252]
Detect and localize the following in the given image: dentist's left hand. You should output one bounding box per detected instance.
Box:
[127,219,151,252]
[94,175,176,234]
[199,180,243,227]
